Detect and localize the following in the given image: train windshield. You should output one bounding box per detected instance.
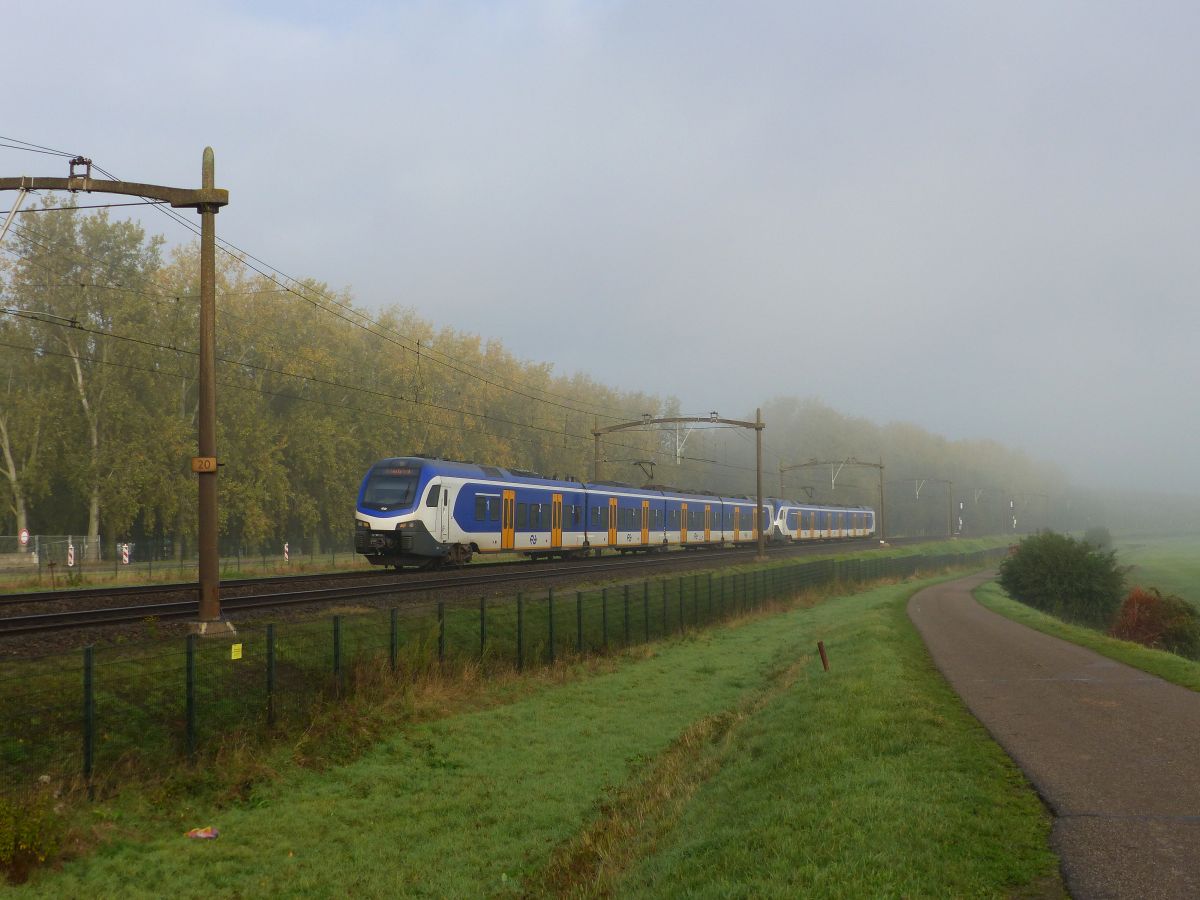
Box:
[361,464,422,511]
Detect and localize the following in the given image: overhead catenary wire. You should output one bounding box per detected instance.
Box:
[0,134,628,422]
[0,137,765,478]
[0,308,705,462]
[0,326,762,477]
[1,180,634,425]
[76,158,631,421]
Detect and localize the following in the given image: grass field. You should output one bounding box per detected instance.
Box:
[15,570,1059,898]
[1115,535,1200,606]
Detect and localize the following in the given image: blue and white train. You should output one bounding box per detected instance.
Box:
[354,456,876,568]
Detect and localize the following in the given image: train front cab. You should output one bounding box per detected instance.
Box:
[356,459,446,567]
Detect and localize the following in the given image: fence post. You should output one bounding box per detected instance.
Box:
[643,581,650,642]
[517,593,525,672]
[479,596,487,661]
[438,602,446,664]
[186,634,197,759]
[662,580,669,634]
[678,577,685,634]
[623,584,630,646]
[576,591,583,654]
[83,645,95,799]
[267,624,277,727]
[390,608,399,672]
[333,615,343,693]
[602,587,609,650]
[548,588,556,664]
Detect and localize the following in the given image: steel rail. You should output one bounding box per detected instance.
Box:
[0,547,761,636]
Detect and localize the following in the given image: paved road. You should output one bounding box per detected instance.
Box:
[908,573,1200,899]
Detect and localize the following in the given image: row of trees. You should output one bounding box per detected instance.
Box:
[1,203,1075,558]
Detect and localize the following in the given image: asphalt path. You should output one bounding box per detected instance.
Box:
[908,573,1200,899]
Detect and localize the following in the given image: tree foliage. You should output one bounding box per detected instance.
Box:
[998,531,1126,629]
[0,204,1082,557]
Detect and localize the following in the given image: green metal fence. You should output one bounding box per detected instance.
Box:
[0,548,1004,801]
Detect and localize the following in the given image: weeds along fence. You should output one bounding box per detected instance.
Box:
[0,535,368,586]
[0,548,1004,801]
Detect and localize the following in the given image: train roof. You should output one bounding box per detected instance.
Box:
[369,457,585,488]
[367,458,873,510]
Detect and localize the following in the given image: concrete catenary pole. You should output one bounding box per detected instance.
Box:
[0,150,229,630]
[756,408,765,560]
[197,148,222,626]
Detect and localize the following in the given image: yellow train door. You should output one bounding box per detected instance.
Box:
[641,500,650,545]
[551,494,563,549]
[501,491,515,550]
[733,506,741,540]
[608,497,617,546]
[704,505,712,542]
[680,502,688,544]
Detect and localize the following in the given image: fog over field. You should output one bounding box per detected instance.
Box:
[5,1,1199,496]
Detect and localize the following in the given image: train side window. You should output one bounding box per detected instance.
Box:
[490,501,500,522]
[425,484,441,508]
[516,503,528,528]
[475,497,487,521]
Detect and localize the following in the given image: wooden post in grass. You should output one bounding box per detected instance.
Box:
[818,641,830,672]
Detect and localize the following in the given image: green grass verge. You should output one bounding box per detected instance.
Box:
[16,572,1056,898]
[1116,535,1200,607]
[975,581,1200,692]
[609,578,1058,898]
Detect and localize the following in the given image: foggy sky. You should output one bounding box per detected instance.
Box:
[5,1,1199,494]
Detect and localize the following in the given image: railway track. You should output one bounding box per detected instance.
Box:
[0,547,773,636]
[0,536,926,638]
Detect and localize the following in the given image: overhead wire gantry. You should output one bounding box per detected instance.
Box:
[593,411,767,559]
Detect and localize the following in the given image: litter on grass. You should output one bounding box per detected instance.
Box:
[185,826,219,840]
